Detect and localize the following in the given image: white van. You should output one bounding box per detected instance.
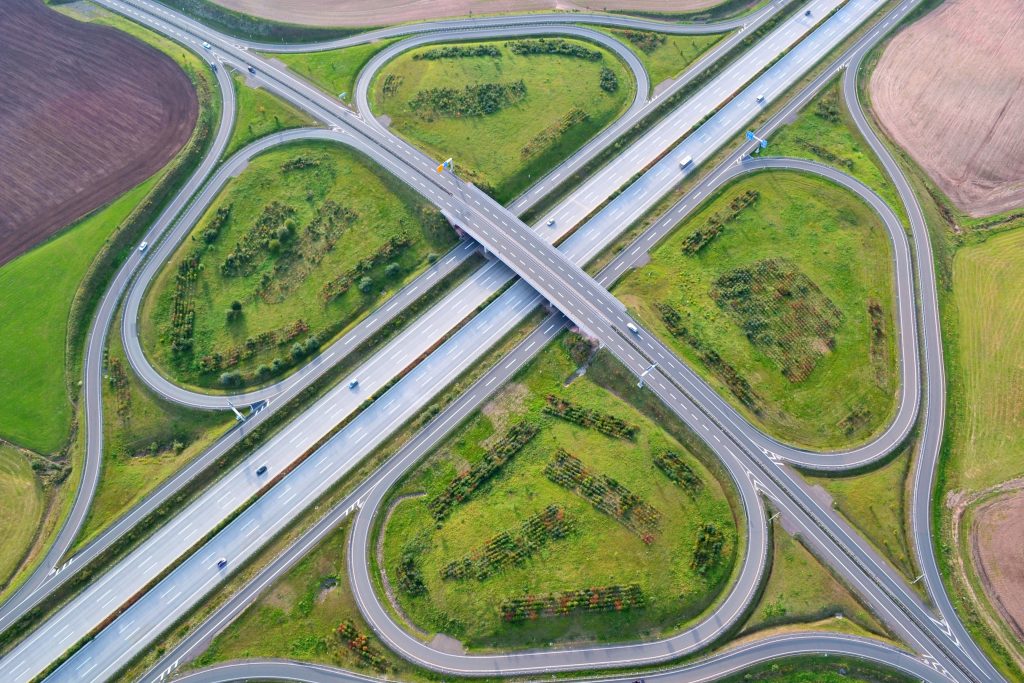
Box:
[626,322,639,335]
[679,155,693,169]
[756,94,766,103]
[138,241,148,253]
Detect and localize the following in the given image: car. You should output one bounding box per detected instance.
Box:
[138,241,148,252]
[805,9,812,16]
[626,322,639,335]
[256,465,268,476]
[756,94,766,103]
[216,557,228,569]
[202,41,212,50]
[209,62,217,72]
[679,155,693,169]
[546,218,556,226]
[349,379,359,389]
[247,66,256,75]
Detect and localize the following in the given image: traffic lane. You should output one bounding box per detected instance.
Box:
[168,632,944,683]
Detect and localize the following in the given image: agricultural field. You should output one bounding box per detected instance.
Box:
[740,523,884,638]
[140,141,458,389]
[0,443,44,591]
[378,336,739,649]
[971,491,1024,647]
[605,28,725,90]
[869,0,1024,217]
[615,171,897,449]
[0,0,196,266]
[766,77,903,220]
[273,39,399,106]
[207,0,738,28]
[224,74,316,158]
[76,324,233,546]
[371,38,634,202]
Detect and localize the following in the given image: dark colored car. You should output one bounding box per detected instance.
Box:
[256,465,268,476]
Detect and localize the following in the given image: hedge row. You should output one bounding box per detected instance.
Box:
[681,190,759,255]
[441,504,574,581]
[409,80,526,118]
[506,38,602,61]
[545,449,660,542]
[653,450,702,497]
[414,45,500,61]
[500,583,646,622]
[543,394,638,440]
[336,621,389,672]
[692,523,725,576]
[427,420,540,521]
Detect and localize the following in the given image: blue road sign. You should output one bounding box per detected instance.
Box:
[746,130,755,141]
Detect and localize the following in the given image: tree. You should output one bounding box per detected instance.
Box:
[304,337,319,354]
[358,276,374,293]
[256,364,272,379]
[291,343,306,361]
[231,300,243,311]
[219,371,242,387]
[385,262,401,278]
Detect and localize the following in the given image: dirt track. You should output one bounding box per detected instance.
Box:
[972,490,1024,644]
[869,0,1024,217]
[0,0,198,266]
[209,0,725,28]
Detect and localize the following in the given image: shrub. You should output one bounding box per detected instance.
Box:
[681,190,759,255]
[290,342,306,361]
[501,584,646,622]
[230,300,242,311]
[654,450,703,497]
[413,45,501,60]
[304,337,320,354]
[409,80,527,118]
[336,621,389,672]
[543,394,638,440]
[691,523,725,576]
[599,66,619,93]
[256,364,272,379]
[219,371,242,387]
[384,262,401,279]
[505,38,602,61]
[357,276,374,293]
[618,29,666,54]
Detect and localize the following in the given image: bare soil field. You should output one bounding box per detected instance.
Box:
[0,0,197,265]
[972,490,1024,643]
[209,0,725,28]
[869,0,1024,217]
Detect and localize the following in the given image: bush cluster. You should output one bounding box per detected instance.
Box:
[599,66,619,93]
[428,421,540,521]
[656,302,762,414]
[409,80,527,118]
[441,505,574,581]
[500,583,646,622]
[396,550,427,596]
[336,621,389,672]
[681,190,759,255]
[653,450,702,497]
[543,394,638,440]
[520,107,589,160]
[505,38,602,61]
[691,523,724,576]
[618,29,666,54]
[320,236,412,302]
[545,449,660,541]
[413,45,500,60]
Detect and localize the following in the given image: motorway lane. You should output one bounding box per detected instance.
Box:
[0,54,236,634]
[171,633,944,683]
[0,2,901,679]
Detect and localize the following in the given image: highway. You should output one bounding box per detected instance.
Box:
[0,0,999,679]
[171,633,945,683]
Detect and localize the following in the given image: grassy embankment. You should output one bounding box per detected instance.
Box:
[615,171,897,449]
[598,28,724,92]
[272,40,399,106]
[0,3,217,595]
[140,140,458,390]
[741,521,886,639]
[0,444,45,590]
[372,38,634,203]
[224,72,316,158]
[378,337,738,649]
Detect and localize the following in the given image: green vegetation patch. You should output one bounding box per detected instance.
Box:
[273,39,399,105]
[615,171,897,449]
[608,29,725,88]
[140,140,457,389]
[0,444,44,589]
[225,73,316,158]
[379,337,737,648]
[372,38,633,202]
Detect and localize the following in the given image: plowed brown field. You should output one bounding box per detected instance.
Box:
[210,0,724,28]
[869,0,1024,217]
[0,0,198,265]
[972,490,1024,642]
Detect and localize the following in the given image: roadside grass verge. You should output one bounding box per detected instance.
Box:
[371,37,634,203]
[596,28,725,92]
[740,520,886,638]
[715,653,914,683]
[614,171,897,449]
[378,337,738,649]
[158,0,368,43]
[0,444,45,590]
[139,139,458,390]
[271,39,399,106]
[765,75,904,223]
[74,313,234,549]
[224,72,317,158]
[805,445,916,581]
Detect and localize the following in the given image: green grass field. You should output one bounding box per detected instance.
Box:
[946,228,1024,493]
[274,39,398,106]
[807,447,915,579]
[75,322,233,547]
[766,77,903,221]
[139,140,457,389]
[371,38,634,203]
[379,337,738,649]
[0,444,44,589]
[615,171,897,449]
[604,28,725,90]
[224,73,315,158]
[0,178,157,454]
[741,523,884,637]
